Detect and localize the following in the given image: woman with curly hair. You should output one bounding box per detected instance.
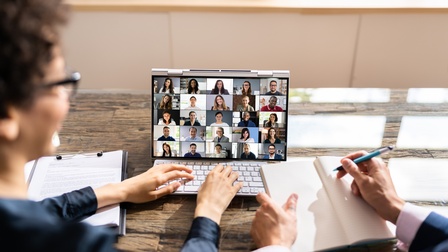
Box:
[159,94,173,110]
[187,78,200,94]
[0,0,193,250]
[158,111,176,126]
[264,113,279,128]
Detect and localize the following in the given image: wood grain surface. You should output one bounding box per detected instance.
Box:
[56,89,448,251]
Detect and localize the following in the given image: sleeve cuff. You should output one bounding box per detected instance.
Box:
[185,217,221,248]
[396,203,431,248]
[64,186,98,219]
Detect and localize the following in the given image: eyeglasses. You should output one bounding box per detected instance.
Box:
[41,71,81,99]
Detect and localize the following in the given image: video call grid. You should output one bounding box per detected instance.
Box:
[151,76,289,160]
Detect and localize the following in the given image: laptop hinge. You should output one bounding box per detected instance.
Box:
[167,69,185,75]
[256,70,274,77]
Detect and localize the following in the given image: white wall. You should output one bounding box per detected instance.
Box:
[62,10,448,90]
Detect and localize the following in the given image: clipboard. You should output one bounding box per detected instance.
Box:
[26,150,128,235]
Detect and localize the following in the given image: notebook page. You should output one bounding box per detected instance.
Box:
[314,156,394,245]
[261,161,348,251]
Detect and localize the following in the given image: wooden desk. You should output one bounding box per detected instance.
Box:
[57,89,448,251]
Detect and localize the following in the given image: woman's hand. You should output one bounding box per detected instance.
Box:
[194,164,242,224]
[95,163,194,208]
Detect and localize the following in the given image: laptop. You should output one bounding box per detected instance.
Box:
[151,68,289,196]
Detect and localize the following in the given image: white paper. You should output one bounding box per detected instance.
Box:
[27,150,124,227]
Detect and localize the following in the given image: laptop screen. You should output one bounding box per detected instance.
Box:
[151,69,289,161]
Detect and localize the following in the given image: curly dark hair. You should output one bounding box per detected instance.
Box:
[0,0,69,118]
[187,78,199,94]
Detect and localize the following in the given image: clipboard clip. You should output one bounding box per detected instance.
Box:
[56,151,103,160]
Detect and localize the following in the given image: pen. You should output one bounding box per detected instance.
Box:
[333,145,394,171]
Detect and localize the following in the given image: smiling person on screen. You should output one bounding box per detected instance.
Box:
[240,144,256,159]
[185,96,200,110]
[263,144,282,160]
[264,80,283,95]
[0,1,194,250]
[185,127,202,141]
[260,96,283,112]
[184,143,201,158]
[184,111,201,126]
[237,111,256,127]
[210,111,229,127]
[212,127,229,143]
[158,126,175,141]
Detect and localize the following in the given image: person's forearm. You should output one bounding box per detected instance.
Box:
[94,183,127,209]
[194,203,223,225]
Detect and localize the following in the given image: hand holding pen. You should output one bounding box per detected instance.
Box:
[333,145,394,171]
[336,146,404,224]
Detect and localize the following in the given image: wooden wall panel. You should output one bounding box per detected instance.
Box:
[170,12,358,88]
[353,13,448,88]
[62,12,172,90]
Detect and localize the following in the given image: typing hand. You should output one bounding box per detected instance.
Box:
[250,192,298,248]
[337,151,404,224]
[194,164,242,225]
[118,163,194,203]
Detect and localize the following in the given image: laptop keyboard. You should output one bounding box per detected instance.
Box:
[154,160,266,196]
